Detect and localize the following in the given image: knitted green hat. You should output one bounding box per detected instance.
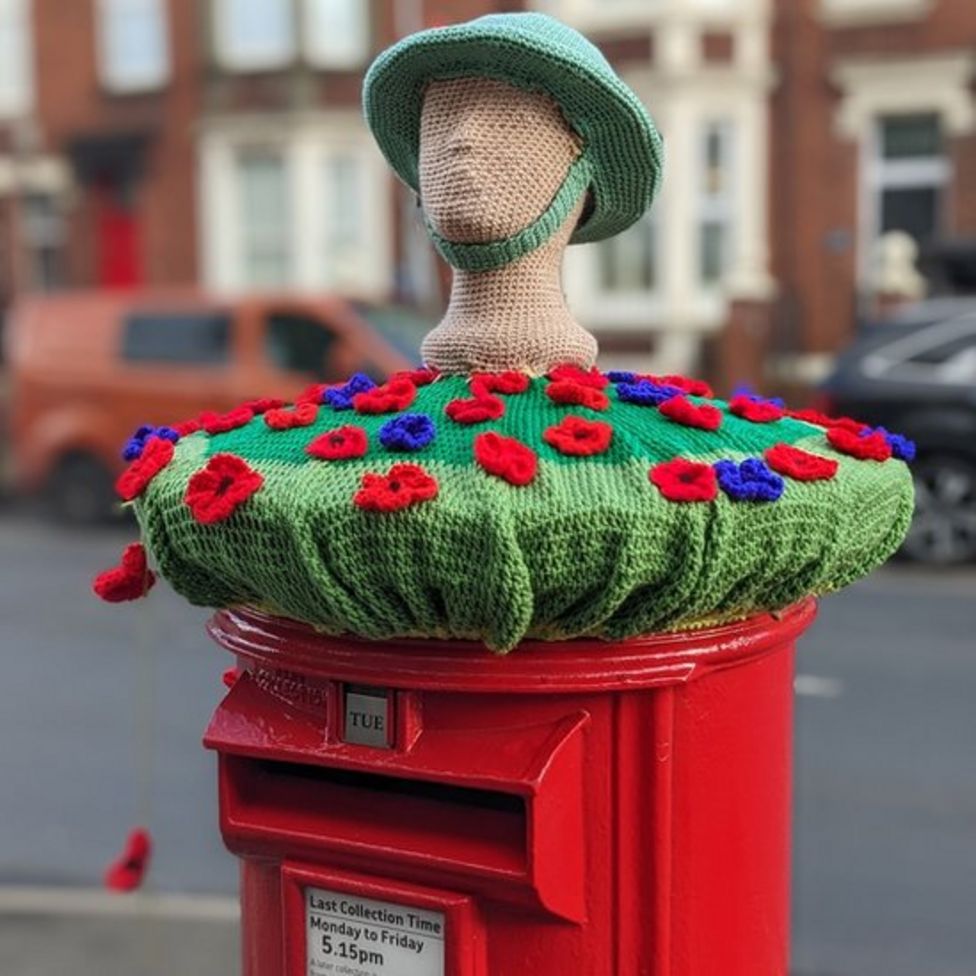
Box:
[363,12,664,266]
[125,369,914,653]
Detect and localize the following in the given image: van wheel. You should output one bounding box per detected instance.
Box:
[46,454,117,525]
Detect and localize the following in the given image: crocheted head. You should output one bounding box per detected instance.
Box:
[123,14,914,653]
[363,12,664,259]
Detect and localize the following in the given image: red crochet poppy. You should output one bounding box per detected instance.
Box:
[92,543,156,602]
[826,427,892,461]
[264,402,319,430]
[172,418,201,437]
[295,383,331,406]
[352,377,417,414]
[765,443,839,481]
[445,394,505,424]
[543,415,614,456]
[185,453,264,524]
[471,371,531,395]
[242,396,287,415]
[306,425,369,460]
[651,374,714,398]
[104,827,152,893]
[649,458,718,502]
[546,381,610,411]
[354,463,439,512]
[729,395,786,423]
[787,408,868,434]
[547,364,609,389]
[115,436,175,501]
[200,406,255,435]
[658,395,722,431]
[474,432,538,486]
[393,366,439,387]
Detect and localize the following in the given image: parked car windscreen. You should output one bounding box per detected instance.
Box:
[121,310,232,365]
[263,311,337,381]
[351,302,429,363]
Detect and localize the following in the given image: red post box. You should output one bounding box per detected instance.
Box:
[204,597,816,976]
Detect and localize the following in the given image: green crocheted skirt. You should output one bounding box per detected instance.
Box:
[131,369,914,652]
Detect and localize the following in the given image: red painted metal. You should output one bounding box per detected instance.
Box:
[205,599,816,976]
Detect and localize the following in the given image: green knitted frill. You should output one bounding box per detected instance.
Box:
[130,368,914,653]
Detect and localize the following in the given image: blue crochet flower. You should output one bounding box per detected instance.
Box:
[731,385,785,409]
[616,379,683,406]
[122,438,144,462]
[379,413,436,451]
[867,426,916,462]
[325,372,375,410]
[714,458,785,502]
[606,370,637,384]
[121,423,180,460]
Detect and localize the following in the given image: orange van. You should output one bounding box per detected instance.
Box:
[4,289,427,522]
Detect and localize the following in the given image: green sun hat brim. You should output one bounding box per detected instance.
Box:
[362,12,664,246]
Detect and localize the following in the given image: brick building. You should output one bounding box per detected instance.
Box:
[1,0,974,386]
[0,0,517,307]
[548,0,976,385]
[768,0,976,387]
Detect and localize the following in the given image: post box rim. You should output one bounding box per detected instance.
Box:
[207,598,816,694]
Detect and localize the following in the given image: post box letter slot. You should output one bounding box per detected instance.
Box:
[223,756,528,878]
[206,674,588,921]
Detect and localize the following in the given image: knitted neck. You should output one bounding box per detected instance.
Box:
[421,197,597,375]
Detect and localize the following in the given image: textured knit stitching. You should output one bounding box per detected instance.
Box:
[135,373,914,652]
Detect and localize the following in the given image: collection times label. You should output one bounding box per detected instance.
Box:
[306,887,445,976]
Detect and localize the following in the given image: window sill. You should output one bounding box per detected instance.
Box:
[818,0,933,28]
[99,81,168,97]
[578,292,662,328]
[213,55,297,75]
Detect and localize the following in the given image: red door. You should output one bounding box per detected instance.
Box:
[95,181,143,288]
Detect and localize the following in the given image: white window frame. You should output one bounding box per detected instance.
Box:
[302,0,370,70]
[696,118,736,290]
[213,0,297,72]
[95,0,170,93]
[595,211,660,296]
[236,147,293,289]
[833,54,975,286]
[0,0,33,118]
[866,113,948,255]
[199,116,392,297]
[23,192,68,291]
[565,208,664,329]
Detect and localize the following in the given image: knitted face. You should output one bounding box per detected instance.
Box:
[419,76,582,248]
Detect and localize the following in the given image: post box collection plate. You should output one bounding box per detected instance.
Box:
[306,886,445,976]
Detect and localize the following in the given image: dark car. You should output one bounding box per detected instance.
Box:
[819,298,976,564]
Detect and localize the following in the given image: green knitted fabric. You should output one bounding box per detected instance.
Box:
[132,373,914,653]
[363,13,664,250]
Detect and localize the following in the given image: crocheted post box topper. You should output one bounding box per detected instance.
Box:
[123,14,913,653]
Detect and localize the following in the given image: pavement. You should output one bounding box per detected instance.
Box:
[0,508,974,975]
[0,889,238,976]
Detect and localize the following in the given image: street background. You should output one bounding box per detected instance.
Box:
[2,0,976,974]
